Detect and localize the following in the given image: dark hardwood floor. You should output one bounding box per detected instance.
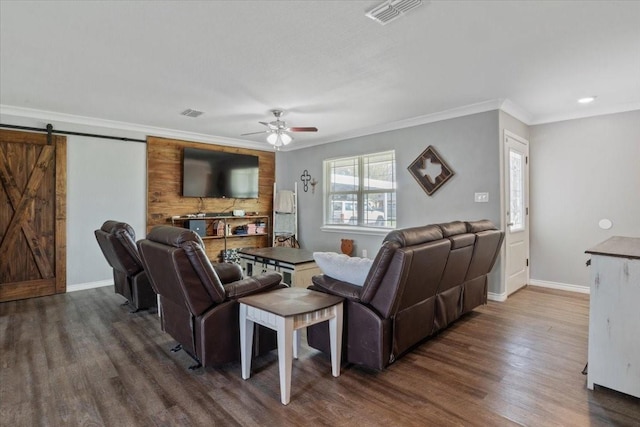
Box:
[1,285,638,426]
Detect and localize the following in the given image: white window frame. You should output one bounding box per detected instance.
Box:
[321,150,396,235]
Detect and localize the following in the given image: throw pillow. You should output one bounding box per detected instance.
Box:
[313,252,373,286]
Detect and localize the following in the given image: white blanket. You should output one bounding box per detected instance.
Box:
[274,190,295,213]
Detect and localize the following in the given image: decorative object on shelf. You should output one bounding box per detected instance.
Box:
[213,220,226,236]
[300,170,312,192]
[340,239,354,256]
[310,178,318,194]
[408,145,455,196]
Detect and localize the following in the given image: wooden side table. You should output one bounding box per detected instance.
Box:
[239,288,344,405]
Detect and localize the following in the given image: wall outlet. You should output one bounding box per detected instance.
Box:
[362,249,368,258]
[474,192,489,203]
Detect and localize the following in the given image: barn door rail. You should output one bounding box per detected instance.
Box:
[0,123,146,143]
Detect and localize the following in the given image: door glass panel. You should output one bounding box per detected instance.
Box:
[509,149,525,232]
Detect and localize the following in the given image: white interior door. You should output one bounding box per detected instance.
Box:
[504,130,530,296]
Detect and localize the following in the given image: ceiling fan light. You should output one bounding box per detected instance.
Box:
[266,132,278,145]
[280,133,293,145]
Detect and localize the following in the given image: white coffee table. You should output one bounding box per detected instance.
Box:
[239,287,344,405]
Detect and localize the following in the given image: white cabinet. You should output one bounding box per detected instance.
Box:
[239,247,320,288]
[586,236,640,398]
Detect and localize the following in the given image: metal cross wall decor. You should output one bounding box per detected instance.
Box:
[300,170,311,192]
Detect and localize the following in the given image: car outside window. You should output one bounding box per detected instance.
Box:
[324,151,396,228]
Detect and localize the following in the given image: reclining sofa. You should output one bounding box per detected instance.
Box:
[94,220,157,311]
[308,220,504,370]
[137,225,283,368]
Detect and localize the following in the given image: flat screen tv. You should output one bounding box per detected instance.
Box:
[182,147,259,198]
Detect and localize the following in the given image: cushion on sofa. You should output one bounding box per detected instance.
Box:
[313,252,373,286]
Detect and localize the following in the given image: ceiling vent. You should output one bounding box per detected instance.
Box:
[180,108,204,118]
[365,0,423,25]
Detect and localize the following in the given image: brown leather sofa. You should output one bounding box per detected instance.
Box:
[94,220,157,311]
[307,220,504,370]
[137,225,283,369]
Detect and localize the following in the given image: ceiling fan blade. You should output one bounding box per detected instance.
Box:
[241,131,268,136]
[260,121,280,130]
[287,127,318,132]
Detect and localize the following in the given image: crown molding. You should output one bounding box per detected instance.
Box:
[289,99,508,151]
[498,99,533,124]
[5,100,636,152]
[0,105,272,151]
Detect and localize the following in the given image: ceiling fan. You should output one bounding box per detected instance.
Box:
[241,109,318,148]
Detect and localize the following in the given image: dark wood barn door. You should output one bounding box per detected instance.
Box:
[0,129,66,302]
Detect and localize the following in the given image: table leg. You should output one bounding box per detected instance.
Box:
[239,303,254,380]
[293,329,300,360]
[276,316,294,405]
[329,302,343,377]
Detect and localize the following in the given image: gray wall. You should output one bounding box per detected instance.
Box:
[529,110,640,288]
[277,110,504,293]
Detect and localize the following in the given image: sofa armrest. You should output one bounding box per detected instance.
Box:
[224,272,283,299]
[310,275,362,302]
[212,262,244,284]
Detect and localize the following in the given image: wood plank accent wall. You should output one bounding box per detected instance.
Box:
[146,136,275,261]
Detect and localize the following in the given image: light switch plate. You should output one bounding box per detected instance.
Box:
[474,192,489,202]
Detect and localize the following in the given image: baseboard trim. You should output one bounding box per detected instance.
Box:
[488,291,507,302]
[67,280,112,293]
[529,279,590,294]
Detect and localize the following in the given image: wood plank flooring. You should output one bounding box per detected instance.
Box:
[1,286,638,426]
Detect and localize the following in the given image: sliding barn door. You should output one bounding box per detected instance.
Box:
[0,129,66,302]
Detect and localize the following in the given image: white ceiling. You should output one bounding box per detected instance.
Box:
[1,1,639,150]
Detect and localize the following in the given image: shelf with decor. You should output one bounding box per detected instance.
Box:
[170,214,270,262]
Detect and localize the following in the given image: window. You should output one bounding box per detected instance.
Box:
[324,151,396,229]
[508,148,525,232]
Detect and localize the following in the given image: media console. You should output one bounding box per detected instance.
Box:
[170,214,270,261]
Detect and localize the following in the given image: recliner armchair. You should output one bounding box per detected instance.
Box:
[137,225,283,368]
[94,220,157,311]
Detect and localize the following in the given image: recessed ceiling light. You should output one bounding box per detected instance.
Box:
[577,96,596,104]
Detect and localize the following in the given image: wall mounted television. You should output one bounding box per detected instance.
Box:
[182,147,259,198]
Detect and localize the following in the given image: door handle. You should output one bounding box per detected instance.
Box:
[507,222,514,226]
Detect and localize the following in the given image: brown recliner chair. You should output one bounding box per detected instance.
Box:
[308,220,503,371]
[94,220,157,312]
[137,225,283,369]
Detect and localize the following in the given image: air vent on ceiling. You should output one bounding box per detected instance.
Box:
[365,0,423,25]
[180,108,204,118]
